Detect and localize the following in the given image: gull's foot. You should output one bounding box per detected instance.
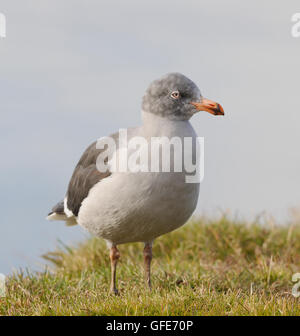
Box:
[110,287,119,296]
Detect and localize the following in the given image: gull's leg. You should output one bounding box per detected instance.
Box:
[109,245,120,294]
[143,242,153,290]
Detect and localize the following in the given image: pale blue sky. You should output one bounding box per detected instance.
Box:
[0,0,300,274]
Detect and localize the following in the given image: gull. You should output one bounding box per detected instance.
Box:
[47,73,224,293]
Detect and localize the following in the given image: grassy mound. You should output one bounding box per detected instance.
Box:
[1,216,300,316]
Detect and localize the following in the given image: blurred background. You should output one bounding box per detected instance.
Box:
[0,0,300,274]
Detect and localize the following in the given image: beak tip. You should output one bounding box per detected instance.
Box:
[190,99,224,116]
[216,104,225,116]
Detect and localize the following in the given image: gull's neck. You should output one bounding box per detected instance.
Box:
[142,110,171,126]
[141,110,194,137]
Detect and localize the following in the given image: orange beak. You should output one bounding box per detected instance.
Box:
[191,98,224,116]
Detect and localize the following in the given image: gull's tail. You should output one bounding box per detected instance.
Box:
[46,200,77,226]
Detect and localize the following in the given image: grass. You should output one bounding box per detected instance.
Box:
[1,216,300,316]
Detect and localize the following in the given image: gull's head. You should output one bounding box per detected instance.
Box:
[142,73,224,121]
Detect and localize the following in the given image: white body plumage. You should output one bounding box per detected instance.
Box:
[78,112,200,244]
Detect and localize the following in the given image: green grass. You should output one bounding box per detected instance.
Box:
[1,216,300,316]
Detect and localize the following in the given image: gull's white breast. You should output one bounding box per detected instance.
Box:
[78,112,200,244]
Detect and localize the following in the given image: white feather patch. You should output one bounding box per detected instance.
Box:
[64,197,74,217]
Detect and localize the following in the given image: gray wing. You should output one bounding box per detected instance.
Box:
[66,133,118,216]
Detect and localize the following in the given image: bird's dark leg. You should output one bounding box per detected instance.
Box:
[109,245,120,295]
[143,242,153,290]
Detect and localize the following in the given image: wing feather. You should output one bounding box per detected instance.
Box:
[66,133,118,216]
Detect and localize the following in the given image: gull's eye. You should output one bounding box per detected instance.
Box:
[170,90,180,99]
